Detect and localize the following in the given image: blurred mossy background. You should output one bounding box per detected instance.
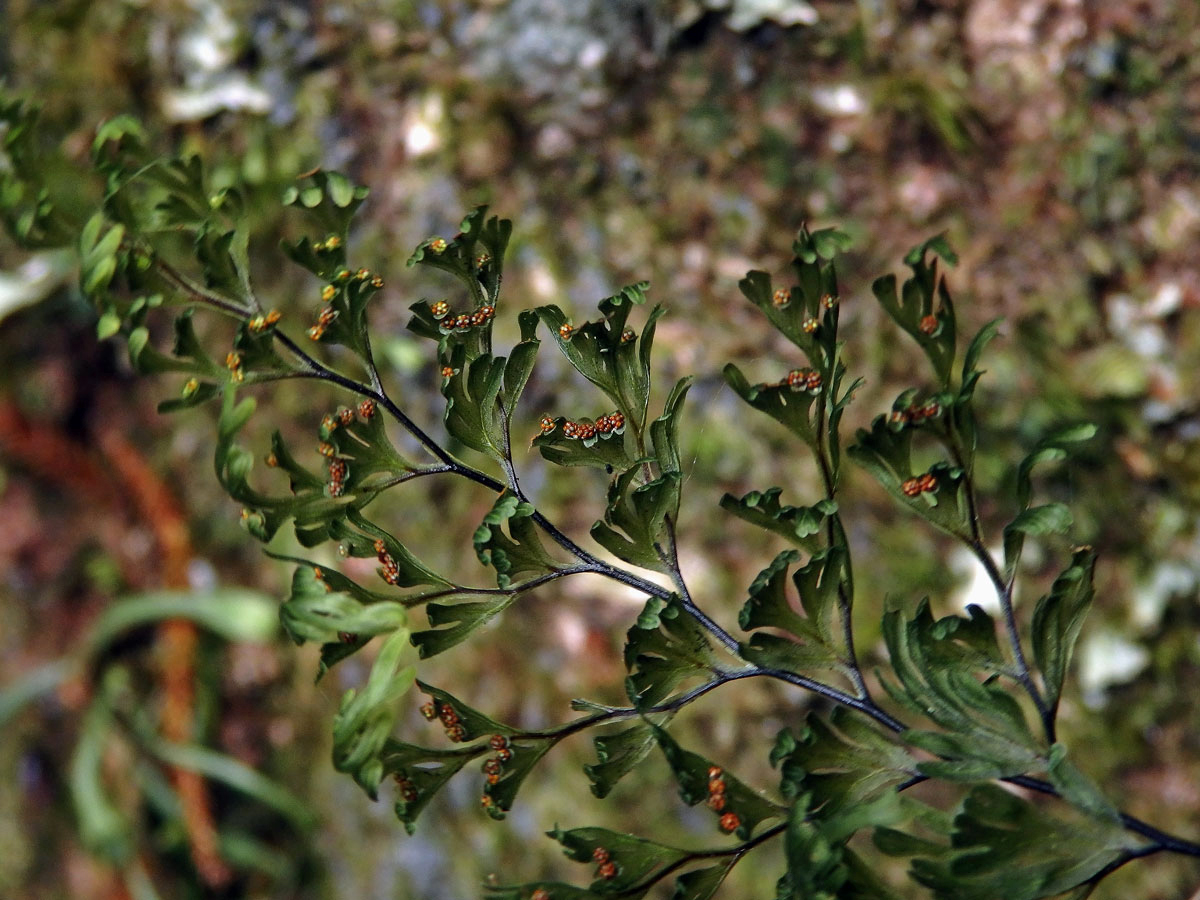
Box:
[1,1,1199,898]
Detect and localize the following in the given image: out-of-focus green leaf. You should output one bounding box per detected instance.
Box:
[83,587,277,655]
[0,660,70,728]
[146,740,316,830]
[79,213,124,297]
[282,169,369,239]
[70,688,133,863]
[0,98,79,247]
[331,628,418,799]
[278,565,407,645]
[1003,425,1096,580]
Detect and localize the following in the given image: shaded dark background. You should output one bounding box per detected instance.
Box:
[1,1,1198,897]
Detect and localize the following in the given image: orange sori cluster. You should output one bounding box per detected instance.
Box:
[317,402,378,496]
[247,308,282,333]
[918,313,941,335]
[479,733,514,794]
[225,350,244,383]
[785,368,823,393]
[888,398,942,427]
[772,289,838,311]
[418,697,470,743]
[373,537,403,585]
[307,304,338,341]
[429,299,496,331]
[327,458,348,497]
[901,471,939,497]
[556,322,635,343]
[707,766,740,833]
[541,411,626,442]
[313,234,342,252]
[531,890,551,900]
[392,771,418,804]
[319,401,376,441]
[592,846,617,881]
[306,271,383,341]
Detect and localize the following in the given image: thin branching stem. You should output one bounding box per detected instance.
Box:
[658,519,741,654]
[516,671,758,742]
[968,535,1054,740]
[757,667,907,733]
[152,256,255,319]
[946,428,1053,739]
[272,326,688,610]
[366,465,455,489]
